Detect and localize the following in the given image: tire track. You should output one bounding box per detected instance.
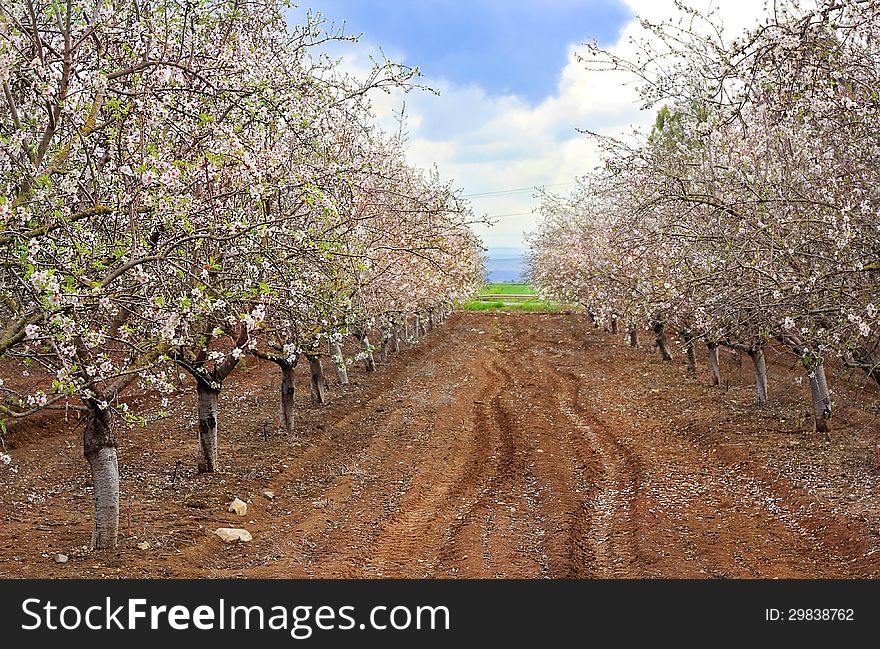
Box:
[288,319,486,577]
[490,341,596,577]
[364,356,504,576]
[563,325,872,578]
[435,359,542,576]
[556,382,639,577]
[6,312,879,579]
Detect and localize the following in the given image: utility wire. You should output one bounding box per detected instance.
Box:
[480,211,536,219]
[463,182,576,198]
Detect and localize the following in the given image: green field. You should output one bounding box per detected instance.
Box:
[461,298,564,312]
[459,282,563,312]
[480,283,535,295]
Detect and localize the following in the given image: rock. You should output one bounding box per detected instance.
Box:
[185,500,207,509]
[137,542,150,550]
[229,497,247,516]
[261,490,275,501]
[214,528,252,543]
[54,553,68,564]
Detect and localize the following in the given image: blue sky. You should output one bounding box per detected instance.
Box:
[296,1,631,105]
[289,1,770,251]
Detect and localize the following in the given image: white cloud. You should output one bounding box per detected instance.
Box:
[329,0,785,249]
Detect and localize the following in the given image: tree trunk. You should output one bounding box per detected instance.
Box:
[429,308,436,331]
[308,355,328,404]
[83,402,119,549]
[330,341,349,386]
[361,335,376,372]
[809,364,832,436]
[379,334,389,363]
[403,320,410,344]
[391,328,401,353]
[197,383,220,473]
[280,363,296,434]
[653,322,673,361]
[775,335,834,436]
[747,348,768,406]
[683,331,697,375]
[707,343,721,386]
[628,326,639,348]
[686,341,697,374]
[412,315,421,342]
[610,317,619,334]
[418,314,428,337]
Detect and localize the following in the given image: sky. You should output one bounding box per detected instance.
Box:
[289,1,772,251]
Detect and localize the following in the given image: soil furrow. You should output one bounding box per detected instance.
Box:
[1,312,878,578]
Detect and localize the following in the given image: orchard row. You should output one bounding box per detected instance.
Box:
[529,0,880,432]
[0,1,483,548]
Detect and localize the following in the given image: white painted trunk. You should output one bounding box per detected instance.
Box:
[747,349,768,406]
[89,448,119,549]
[809,364,832,435]
[197,384,220,473]
[628,326,639,348]
[330,341,349,385]
[309,356,328,404]
[403,320,411,343]
[412,315,421,342]
[83,405,119,549]
[362,335,376,372]
[707,343,721,386]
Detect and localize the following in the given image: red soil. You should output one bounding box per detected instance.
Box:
[1,312,878,578]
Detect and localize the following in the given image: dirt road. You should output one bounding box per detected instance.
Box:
[2,312,879,577]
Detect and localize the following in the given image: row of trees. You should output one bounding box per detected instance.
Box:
[529,0,880,435]
[0,0,482,548]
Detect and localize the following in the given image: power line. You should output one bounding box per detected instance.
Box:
[462,182,576,198]
[479,211,537,219]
